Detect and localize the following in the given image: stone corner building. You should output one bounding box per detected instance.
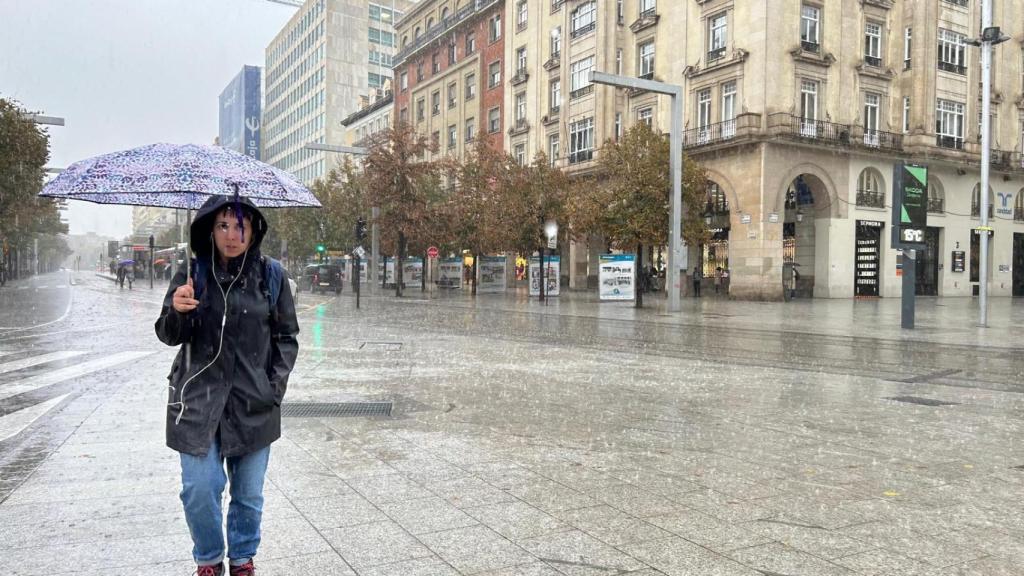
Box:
[392,0,1024,300]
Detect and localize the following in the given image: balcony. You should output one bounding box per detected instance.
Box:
[971,202,994,219]
[394,0,501,66]
[990,149,1012,168]
[938,61,966,75]
[508,118,529,136]
[856,189,885,208]
[544,53,561,70]
[543,110,560,126]
[568,149,593,164]
[935,135,964,150]
[570,84,594,99]
[630,9,659,33]
[683,119,737,147]
[769,113,851,146]
[860,129,902,152]
[927,198,944,213]
[1016,207,1024,222]
[510,70,529,86]
[571,22,595,39]
[864,55,882,67]
[801,40,820,53]
[943,0,968,6]
[707,47,726,62]
[550,0,564,11]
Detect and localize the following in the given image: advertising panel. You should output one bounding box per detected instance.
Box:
[219,65,261,159]
[599,254,635,301]
[439,258,462,289]
[529,256,560,297]
[403,258,423,285]
[477,255,506,293]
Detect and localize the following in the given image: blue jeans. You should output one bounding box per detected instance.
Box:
[179,436,270,566]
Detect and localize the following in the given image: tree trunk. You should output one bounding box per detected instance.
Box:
[471,248,478,296]
[635,242,644,308]
[422,250,427,292]
[538,247,544,302]
[396,231,406,297]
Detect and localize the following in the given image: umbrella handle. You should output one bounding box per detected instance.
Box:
[185,207,192,371]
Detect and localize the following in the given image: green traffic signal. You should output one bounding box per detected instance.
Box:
[316,244,325,252]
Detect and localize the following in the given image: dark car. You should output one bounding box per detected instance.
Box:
[300,264,343,294]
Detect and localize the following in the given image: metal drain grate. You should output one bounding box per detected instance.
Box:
[282,402,392,418]
[885,396,959,407]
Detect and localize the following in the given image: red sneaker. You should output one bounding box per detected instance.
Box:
[195,565,223,576]
[229,561,255,576]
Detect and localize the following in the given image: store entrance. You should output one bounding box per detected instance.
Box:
[1014,233,1024,297]
[915,227,940,296]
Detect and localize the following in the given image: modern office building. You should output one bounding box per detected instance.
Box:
[263,0,415,184]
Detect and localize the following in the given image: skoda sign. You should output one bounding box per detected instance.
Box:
[891,163,928,249]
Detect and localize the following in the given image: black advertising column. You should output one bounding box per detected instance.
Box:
[891,163,928,329]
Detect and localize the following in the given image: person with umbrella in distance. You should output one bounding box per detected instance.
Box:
[154,194,299,576]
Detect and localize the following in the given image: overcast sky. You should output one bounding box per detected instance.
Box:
[0,0,297,238]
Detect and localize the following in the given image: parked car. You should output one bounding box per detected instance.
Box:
[286,271,298,305]
[300,264,343,294]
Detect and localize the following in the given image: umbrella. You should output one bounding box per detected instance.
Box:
[39,143,320,209]
[119,259,135,266]
[153,258,167,266]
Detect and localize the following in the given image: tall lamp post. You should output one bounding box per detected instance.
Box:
[590,71,685,312]
[966,3,1008,327]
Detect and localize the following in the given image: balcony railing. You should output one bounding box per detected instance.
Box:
[990,149,1012,168]
[864,55,881,67]
[1016,207,1024,221]
[707,47,726,61]
[770,113,851,146]
[856,189,885,208]
[568,149,593,164]
[943,0,968,6]
[510,70,529,86]
[570,84,594,99]
[801,40,820,53]
[927,198,944,213]
[551,0,564,11]
[971,202,994,218]
[938,60,967,75]
[571,22,596,39]
[860,129,902,151]
[936,135,964,150]
[683,119,737,147]
[544,53,560,70]
[394,0,501,65]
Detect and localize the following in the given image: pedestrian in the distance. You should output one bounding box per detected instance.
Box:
[155,194,299,576]
[116,264,126,289]
[714,266,722,294]
[692,266,702,297]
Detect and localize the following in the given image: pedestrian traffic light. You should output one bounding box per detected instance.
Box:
[355,218,367,243]
[316,244,325,253]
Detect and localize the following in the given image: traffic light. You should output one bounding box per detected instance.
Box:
[316,244,326,253]
[355,218,367,243]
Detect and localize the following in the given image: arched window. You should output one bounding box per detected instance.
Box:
[402,35,408,48]
[927,179,944,213]
[441,7,449,20]
[415,26,421,39]
[706,181,729,214]
[971,183,994,218]
[856,168,884,208]
[427,17,434,29]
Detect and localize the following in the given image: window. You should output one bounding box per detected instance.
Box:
[448,124,457,149]
[416,62,424,82]
[863,92,880,146]
[400,71,408,92]
[448,82,457,109]
[857,169,884,207]
[615,112,622,141]
[708,13,727,60]
[864,22,881,66]
[569,117,594,163]
[721,81,736,137]
[616,49,623,75]
[399,107,408,124]
[697,89,712,130]
[466,31,476,55]
[489,61,502,87]
[638,41,655,78]
[617,0,624,24]
[431,131,440,148]
[800,79,818,137]
[640,0,656,16]
[449,42,457,65]
[550,79,561,111]
[902,97,910,134]
[801,5,820,52]
[516,47,527,75]
[488,107,501,133]
[517,0,528,30]
[514,143,526,165]
[432,52,440,74]
[515,92,527,125]
[465,118,475,142]
[441,7,449,19]
[431,90,440,116]
[465,73,476,99]
[416,97,425,121]
[936,98,964,149]
[904,27,912,70]
[571,2,596,38]
[549,134,560,164]
[489,14,502,42]
[550,27,561,58]
[638,107,653,126]
[938,29,966,74]
[570,56,594,97]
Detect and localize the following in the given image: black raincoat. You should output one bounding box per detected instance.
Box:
[155,195,299,457]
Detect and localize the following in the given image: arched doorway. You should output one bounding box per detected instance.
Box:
[782,174,832,297]
[702,181,730,295]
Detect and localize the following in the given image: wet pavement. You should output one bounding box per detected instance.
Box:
[0,272,1022,575]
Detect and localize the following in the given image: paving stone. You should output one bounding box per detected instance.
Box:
[516,529,645,576]
[727,542,854,576]
[555,505,673,547]
[646,507,771,552]
[504,480,600,514]
[250,551,357,576]
[359,555,460,576]
[346,473,434,504]
[380,496,479,535]
[473,562,563,576]
[417,525,536,574]
[321,520,432,570]
[620,536,760,576]
[290,492,389,530]
[463,500,570,541]
[740,518,876,560]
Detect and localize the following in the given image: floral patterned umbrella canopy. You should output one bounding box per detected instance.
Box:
[39,143,320,208]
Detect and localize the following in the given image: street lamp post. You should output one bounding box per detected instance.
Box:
[590,71,685,313]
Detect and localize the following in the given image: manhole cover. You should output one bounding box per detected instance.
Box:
[885,396,959,407]
[359,341,402,351]
[282,402,392,418]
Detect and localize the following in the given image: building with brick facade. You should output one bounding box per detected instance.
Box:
[393,0,506,160]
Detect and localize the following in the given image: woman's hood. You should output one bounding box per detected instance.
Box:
[188,194,268,258]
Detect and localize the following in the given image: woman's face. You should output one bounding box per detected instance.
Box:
[212,210,253,260]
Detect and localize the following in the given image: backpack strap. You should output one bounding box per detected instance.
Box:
[262,256,284,308]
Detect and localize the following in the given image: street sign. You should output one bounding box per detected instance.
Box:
[891,163,928,250]
[427,246,439,259]
[353,246,366,259]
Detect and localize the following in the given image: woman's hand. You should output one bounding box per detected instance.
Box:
[172,278,199,313]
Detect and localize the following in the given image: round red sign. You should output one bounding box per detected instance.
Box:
[427,246,439,258]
